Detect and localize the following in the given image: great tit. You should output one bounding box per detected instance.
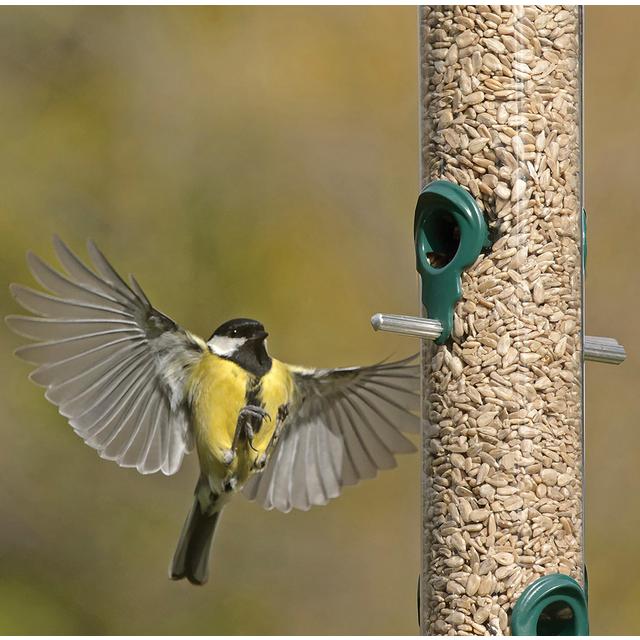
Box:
[7,237,419,585]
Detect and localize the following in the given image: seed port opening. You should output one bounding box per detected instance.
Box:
[422,209,461,268]
[536,599,577,636]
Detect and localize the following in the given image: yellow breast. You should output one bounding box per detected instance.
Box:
[189,354,249,476]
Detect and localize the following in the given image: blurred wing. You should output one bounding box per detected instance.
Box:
[6,237,206,475]
[243,354,419,512]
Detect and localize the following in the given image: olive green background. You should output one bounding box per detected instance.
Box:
[0,6,637,635]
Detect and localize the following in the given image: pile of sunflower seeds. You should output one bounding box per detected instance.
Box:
[419,6,583,635]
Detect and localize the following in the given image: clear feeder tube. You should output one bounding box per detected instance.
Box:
[419,6,583,635]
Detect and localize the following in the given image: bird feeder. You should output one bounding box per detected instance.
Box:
[372,5,626,635]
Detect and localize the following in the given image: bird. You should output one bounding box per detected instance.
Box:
[6,237,419,585]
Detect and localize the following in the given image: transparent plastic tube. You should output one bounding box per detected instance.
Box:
[419,6,583,635]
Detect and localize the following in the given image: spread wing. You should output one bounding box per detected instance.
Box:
[243,354,419,512]
[6,237,207,475]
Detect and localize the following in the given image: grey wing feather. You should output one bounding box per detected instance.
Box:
[6,237,206,475]
[243,354,419,512]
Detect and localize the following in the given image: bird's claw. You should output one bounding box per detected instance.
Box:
[244,424,259,452]
[228,404,271,463]
[239,405,271,424]
[239,405,270,447]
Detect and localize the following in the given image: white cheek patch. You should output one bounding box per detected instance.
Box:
[208,335,247,357]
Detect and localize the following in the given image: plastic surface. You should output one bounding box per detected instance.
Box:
[511,574,589,636]
[413,180,490,344]
[582,208,588,273]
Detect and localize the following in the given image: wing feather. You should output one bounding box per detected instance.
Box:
[15,330,143,365]
[53,235,132,305]
[10,284,131,320]
[340,393,396,470]
[290,423,311,510]
[349,387,417,453]
[311,421,337,503]
[315,419,342,499]
[309,423,331,506]
[273,424,301,512]
[86,240,141,303]
[77,360,155,438]
[7,238,206,475]
[26,251,123,309]
[334,401,378,480]
[57,348,146,417]
[358,382,419,417]
[100,383,156,458]
[30,337,144,386]
[328,404,359,486]
[165,409,191,475]
[116,390,161,468]
[5,316,138,341]
[45,344,147,405]
[137,397,167,474]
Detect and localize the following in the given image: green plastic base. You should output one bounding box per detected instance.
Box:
[511,574,589,636]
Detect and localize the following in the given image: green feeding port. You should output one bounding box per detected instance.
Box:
[511,574,589,636]
[414,180,490,344]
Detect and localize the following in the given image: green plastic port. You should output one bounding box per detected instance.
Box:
[511,574,589,636]
[414,180,490,344]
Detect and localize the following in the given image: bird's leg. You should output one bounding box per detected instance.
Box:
[253,404,289,471]
[223,405,271,465]
[240,405,271,453]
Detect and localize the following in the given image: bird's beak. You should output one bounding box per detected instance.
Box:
[252,330,268,341]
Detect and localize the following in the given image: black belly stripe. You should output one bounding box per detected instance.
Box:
[242,375,265,436]
[245,376,263,407]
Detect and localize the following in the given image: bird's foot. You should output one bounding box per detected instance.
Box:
[253,452,268,470]
[239,405,270,451]
[229,404,271,460]
[239,405,271,431]
[252,408,288,471]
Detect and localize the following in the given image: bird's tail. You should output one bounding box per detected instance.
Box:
[170,476,222,586]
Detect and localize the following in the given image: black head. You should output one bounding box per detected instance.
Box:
[210,317,268,342]
[207,318,271,376]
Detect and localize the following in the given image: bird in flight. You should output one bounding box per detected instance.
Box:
[7,237,419,585]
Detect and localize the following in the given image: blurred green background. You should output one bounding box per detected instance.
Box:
[0,6,637,635]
